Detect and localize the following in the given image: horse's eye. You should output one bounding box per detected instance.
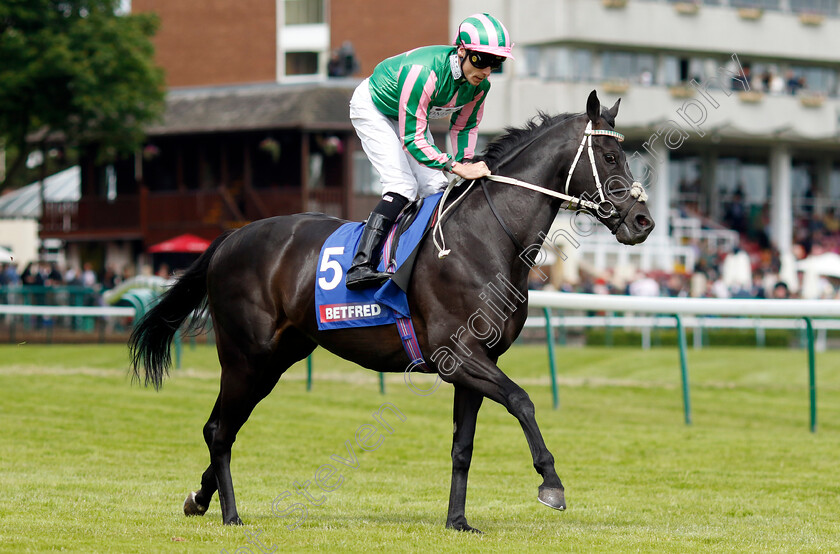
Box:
[604,153,617,164]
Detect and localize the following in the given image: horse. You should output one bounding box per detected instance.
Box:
[129,90,654,532]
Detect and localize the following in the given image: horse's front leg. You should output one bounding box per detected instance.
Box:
[452,359,566,511]
[503,381,566,510]
[446,385,484,532]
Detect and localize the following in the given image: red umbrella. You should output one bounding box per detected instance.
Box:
[148,233,211,253]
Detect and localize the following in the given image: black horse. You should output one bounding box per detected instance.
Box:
[130,91,654,532]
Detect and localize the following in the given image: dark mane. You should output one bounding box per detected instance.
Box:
[478,112,579,169]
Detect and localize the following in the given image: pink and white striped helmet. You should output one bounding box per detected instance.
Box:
[454,13,515,60]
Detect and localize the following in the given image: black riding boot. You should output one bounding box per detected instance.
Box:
[345,212,394,290]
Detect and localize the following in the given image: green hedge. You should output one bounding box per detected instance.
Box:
[584,328,795,347]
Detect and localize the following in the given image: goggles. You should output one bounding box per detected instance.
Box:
[467,51,505,70]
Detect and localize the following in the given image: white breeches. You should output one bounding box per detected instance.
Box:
[350,79,448,201]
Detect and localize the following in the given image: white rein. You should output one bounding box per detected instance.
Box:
[432,121,647,258]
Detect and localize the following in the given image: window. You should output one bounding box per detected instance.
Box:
[792,163,816,215]
[602,51,635,81]
[790,65,837,95]
[830,167,840,200]
[716,158,769,206]
[543,47,572,81]
[520,46,541,78]
[285,52,318,76]
[285,0,323,24]
[730,0,781,9]
[518,47,593,82]
[353,151,380,195]
[670,157,702,208]
[571,49,593,81]
[602,51,655,84]
[789,0,838,15]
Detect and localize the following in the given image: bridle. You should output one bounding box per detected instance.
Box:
[433,120,648,257]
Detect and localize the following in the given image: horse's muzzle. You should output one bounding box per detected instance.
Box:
[615,207,655,245]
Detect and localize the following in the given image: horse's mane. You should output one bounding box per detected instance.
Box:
[478,112,579,170]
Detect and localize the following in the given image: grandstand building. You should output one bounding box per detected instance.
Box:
[36,0,840,295]
[452,0,840,283]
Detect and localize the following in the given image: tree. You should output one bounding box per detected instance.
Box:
[0,0,165,192]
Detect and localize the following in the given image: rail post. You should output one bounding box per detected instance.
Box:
[674,314,692,425]
[804,317,817,433]
[543,307,560,410]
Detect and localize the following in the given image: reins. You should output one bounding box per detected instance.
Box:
[432,121,648,259]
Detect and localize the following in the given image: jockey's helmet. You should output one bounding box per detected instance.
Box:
[454,13,515,60]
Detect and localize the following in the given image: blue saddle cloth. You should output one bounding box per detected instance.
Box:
[315,192,441,331]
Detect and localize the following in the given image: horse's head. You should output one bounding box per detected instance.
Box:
[565,91,655,245]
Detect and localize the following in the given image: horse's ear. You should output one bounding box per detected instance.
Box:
[607,98,620,120]
[586,90,600,123]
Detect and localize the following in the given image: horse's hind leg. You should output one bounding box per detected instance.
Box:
[184,397,220,516]
[191,326,315,525]
[445,385,484,533]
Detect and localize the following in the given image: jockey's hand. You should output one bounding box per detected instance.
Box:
[451,160,491,181]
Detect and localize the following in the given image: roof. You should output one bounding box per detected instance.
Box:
[0,166,81,219]
[146,80,359,136]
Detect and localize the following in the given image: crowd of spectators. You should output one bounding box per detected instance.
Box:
[735,65,809,96]
[0,260,178,292]
[532,191,840,300]
[0,260,177,333]
[0,260,129,292]
[536,238,840,301]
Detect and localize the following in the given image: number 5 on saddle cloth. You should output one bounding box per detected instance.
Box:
[314,193,442,333]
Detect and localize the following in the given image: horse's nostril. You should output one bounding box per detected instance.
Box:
[636,214,651,229]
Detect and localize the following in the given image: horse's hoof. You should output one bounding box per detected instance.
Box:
[446,519,482,534]
[183,491,208,516]
[538,486,566,510]
[224,516,244,526]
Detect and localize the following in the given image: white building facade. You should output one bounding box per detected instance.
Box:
[451,0,840,277]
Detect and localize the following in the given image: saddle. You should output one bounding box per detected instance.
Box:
[383,196,437,291]
[314,192,442,330]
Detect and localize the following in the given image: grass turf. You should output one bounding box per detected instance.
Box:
[0,343,838,553]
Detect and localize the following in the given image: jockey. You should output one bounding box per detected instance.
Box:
[345,13,515,290]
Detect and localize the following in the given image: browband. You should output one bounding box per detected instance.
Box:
[585,129,624,142]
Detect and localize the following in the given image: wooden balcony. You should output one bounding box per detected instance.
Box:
[41,186,349,244]
[42,196,142,240]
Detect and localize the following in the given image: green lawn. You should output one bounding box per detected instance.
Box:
[0,343,838,553]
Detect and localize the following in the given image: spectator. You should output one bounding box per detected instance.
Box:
[1,263,19,285]
[768,68,785,95]
[750,272,767,299]
[64,266,81,286]
[21,262,36,284]
[689,271,707,298]
[629,272,660,297]
[732,65,751,91]
[81,262,98,289]
[328,41,360,77]
[664,273,687,297]
[101,265,121,290]
[772,281,790,299]
[33,263,48,286]
[786,70,803,95]
[724,187,747,235]
[47,262,63,285]
[327,50,345,77]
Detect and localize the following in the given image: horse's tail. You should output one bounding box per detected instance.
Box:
[129,230,234,390]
